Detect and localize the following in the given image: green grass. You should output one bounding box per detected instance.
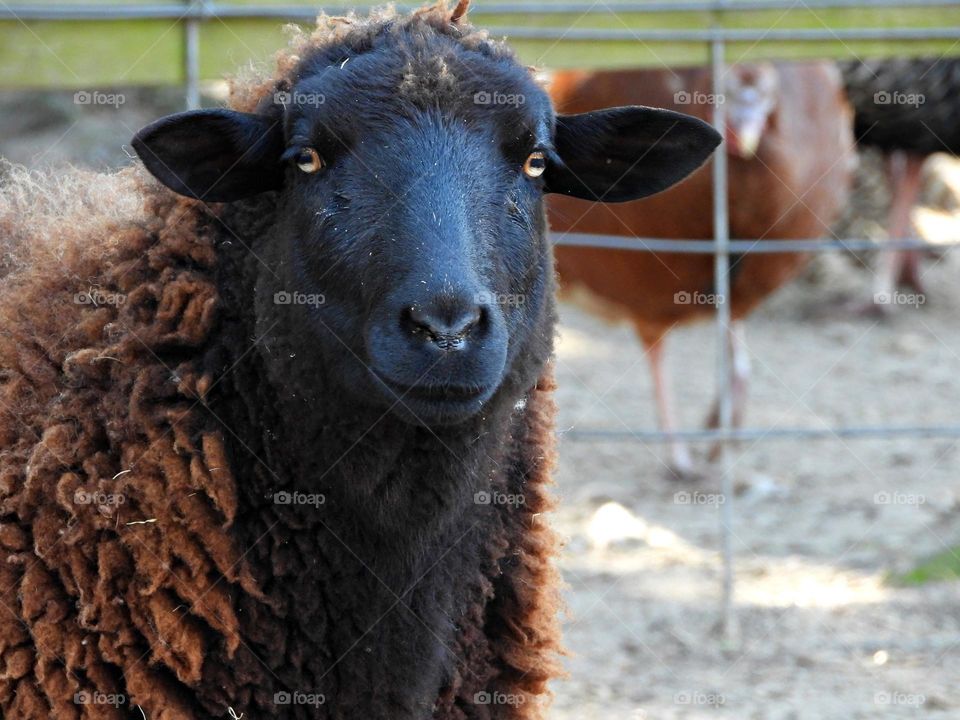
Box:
[3,3,960,87]
[889,547,960,587]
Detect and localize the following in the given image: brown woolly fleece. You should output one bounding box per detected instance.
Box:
[0,4,562,719]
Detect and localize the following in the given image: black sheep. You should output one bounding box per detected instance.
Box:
[843,58,960,304]
[0,4,719,718]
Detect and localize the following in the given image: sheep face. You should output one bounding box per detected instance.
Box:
[724,63,778,158]
[133,22,720,426]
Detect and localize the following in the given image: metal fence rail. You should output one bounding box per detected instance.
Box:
[3,0,958,640]
[4,0,959,20]
[553,233,960,253]
[562,424,960,442]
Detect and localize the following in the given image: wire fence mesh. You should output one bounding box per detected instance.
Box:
[3,0,958,637]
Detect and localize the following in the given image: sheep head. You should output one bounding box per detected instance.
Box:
[132,7,720,427]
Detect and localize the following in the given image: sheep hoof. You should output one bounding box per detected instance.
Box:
[839,295,894,320]
[662,461,706,483]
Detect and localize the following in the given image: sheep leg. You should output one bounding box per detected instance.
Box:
[728,321,751,430]
[644,336,697,480]
[872,152,926,307]
[892,153,927,295]
[896,247,925,294]
[706,321,750,462]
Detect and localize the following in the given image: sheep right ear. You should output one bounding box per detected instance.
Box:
[132,109,285,202]
[546,106,721,202]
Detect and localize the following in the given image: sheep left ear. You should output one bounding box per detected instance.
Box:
[132,109,285,202]
[546,106,722,202]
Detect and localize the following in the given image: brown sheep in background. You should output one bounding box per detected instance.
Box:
[549,62,855,479]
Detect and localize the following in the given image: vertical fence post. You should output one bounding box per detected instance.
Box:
[184,0,201,109]
[710,28,738,643]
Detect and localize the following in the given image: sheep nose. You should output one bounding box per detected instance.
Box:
[402,298,486,350]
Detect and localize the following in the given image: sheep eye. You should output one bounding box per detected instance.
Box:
[295,148,324,173]
[523,151,546,178]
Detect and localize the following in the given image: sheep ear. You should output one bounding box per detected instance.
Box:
[132,109,285,202]
[546,106,722,202]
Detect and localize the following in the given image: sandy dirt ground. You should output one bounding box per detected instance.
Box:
[3,89,960,720]
[549,223,960,719]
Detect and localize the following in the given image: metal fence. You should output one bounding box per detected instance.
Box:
[3,0,960,636]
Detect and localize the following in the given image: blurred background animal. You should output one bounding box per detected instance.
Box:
[548,62,855,479]
[842,58,960,309]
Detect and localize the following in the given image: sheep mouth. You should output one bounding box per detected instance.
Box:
[372,373,495,423]
[381,378,487,403]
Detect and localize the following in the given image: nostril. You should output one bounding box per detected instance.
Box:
[455,305,483,335]
[401,303,484,349]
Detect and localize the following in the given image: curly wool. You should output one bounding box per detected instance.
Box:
[0,4,562,719]
[0,161,248,718]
